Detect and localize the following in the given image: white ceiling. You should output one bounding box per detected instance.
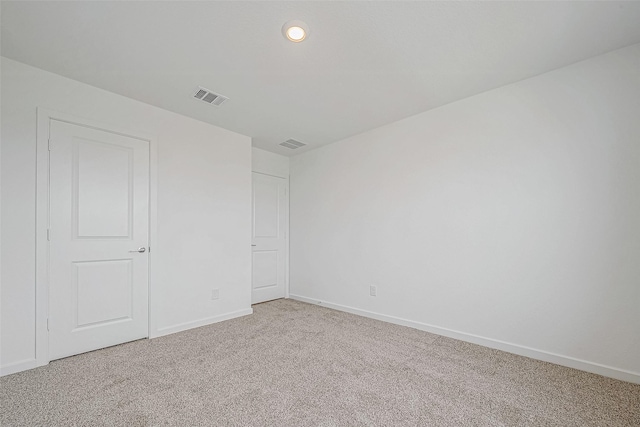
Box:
[3,1,640,156]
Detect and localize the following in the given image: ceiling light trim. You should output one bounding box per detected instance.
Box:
[282,20,309,43]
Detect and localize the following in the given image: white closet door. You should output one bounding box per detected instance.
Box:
[252,173,287,303]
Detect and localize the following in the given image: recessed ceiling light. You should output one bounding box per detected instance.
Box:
[282,20,309,43]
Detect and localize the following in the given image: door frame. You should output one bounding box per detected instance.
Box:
[35,108,158,368]
[251,171,290,301]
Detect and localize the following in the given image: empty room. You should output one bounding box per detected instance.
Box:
[1,1,639,425]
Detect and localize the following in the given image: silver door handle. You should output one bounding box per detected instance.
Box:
[129,247,146,253]
[252,245,257,246]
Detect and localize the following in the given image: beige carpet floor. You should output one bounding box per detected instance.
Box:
[1,299,638,426]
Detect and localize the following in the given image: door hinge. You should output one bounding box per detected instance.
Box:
[48,139,52,151]
[47,318,50,331]
[47,229,51,241]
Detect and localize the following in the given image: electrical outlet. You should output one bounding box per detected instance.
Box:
[211,289,220,300]
[370,285,377,297]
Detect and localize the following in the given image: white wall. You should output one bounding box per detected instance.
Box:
[1,58,252,374]
[290,44,640,383]
[252,147,289,178]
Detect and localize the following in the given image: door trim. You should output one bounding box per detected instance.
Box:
[35,108,158,368]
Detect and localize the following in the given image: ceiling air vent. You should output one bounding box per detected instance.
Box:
[279,139,307,149]
[193,87,228,106]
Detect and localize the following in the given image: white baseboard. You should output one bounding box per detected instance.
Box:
[0,358,38,377]
[289,294,640,385]
[152,308,254,338]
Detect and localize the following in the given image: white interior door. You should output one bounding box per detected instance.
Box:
[252,173,288,304]
[49,120,149,361]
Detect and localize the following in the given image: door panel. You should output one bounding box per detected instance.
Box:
[252,173,287,303]
[252,251,279,289]
[73,259,132,329]
[253,178,279,237]
[76,140,132,238]
[49,120,149,360]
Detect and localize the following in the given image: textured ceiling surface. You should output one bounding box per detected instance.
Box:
[3,1,640,156]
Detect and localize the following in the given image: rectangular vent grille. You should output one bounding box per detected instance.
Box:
[193,87,228,106]
[279,139,307,149]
